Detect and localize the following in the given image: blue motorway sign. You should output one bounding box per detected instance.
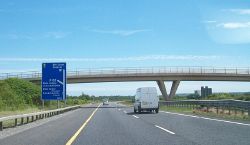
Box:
[42,63,66,100]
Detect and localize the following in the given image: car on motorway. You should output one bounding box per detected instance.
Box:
[102,98,109,105]
[134,87,159,113]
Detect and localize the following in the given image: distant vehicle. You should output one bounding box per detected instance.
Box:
[134,87,159,113]
[103,98,109,105]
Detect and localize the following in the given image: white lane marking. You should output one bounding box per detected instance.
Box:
[132,115,139,119]
[123,111,127,113]
[160,111,250,126]
[155,125,175,135]
[118,109,121,111]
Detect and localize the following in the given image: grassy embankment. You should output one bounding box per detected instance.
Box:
[0,78,96,128]
[0,78,92,117]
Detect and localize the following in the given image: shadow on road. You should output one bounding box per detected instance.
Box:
[126,112,155,115]
[80,106,128,109]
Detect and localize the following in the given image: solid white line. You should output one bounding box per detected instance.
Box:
[155,125,175,135]
[160,111,250,126]
[132,115,139,119]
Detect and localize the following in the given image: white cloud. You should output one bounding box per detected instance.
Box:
[44,31,69,39]
[91,29,151,36]
[202,20,217,23]
[2,31,69,40]
[0,69,39,73]
[7,34,33,40]
[227,9,250,15]
[0,55,222,62]
[216,22,250,29]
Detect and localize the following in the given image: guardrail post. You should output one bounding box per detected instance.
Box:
[0,121,3,131]
[32,116,34,122]
[21,117,24,125]
[27,117,29,123]
[15,119,18,126]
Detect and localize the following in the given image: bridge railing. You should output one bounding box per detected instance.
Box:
[160,99,250,116]
[0,66,250,80]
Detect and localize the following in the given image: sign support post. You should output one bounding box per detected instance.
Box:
[42,100,44,110]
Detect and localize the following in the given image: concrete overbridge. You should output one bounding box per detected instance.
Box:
[1,66,250,100]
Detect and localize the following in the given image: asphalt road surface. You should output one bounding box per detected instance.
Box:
[1,102,250,145]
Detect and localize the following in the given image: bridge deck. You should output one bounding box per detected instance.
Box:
[0,67,249,83]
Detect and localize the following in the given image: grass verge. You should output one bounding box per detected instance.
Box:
[119,100,133,107]
[160,105,250,122]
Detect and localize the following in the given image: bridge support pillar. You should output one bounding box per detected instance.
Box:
[169,80,180,99]
[157,80,180,101]
[157,80,169,100]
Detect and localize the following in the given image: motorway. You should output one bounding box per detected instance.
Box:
[0,102,250,145]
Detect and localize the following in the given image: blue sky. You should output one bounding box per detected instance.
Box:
[0,0,250,96]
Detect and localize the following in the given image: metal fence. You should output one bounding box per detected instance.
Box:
[0,105,80,131]
[0,66,250,80]
[160,100,250,116]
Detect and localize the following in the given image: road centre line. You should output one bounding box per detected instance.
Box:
[65,104,101,145]
[160,111,250,126]
[132,115,139,119]
[155,125,175,135]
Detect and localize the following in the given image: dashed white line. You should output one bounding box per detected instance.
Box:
[132,115,139,119]
[155,125,175,135]
[160,111,250,126]
[123,111,127,113]
[118,109,121,111]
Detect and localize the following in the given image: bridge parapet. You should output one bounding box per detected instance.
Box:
[0,66,249,80]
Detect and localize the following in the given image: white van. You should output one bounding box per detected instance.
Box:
[134,87,159,113]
